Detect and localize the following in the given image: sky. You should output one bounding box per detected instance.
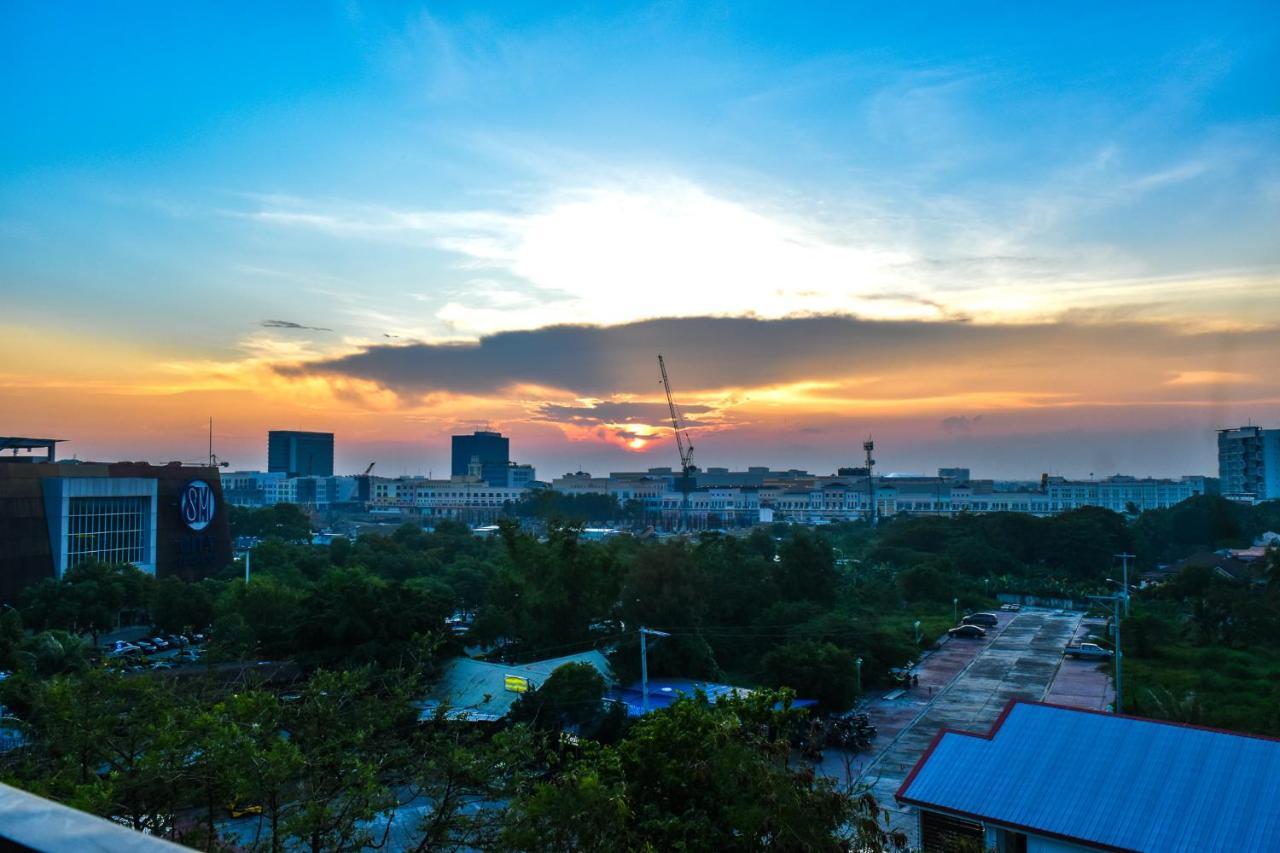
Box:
[2,1,1278,479]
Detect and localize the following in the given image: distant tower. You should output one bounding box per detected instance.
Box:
[863,439,876,527]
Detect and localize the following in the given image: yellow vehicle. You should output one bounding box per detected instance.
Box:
[226,799,264,818]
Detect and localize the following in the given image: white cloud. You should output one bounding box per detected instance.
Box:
[241,174,1280,337]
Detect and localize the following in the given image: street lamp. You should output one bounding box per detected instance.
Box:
[855,657,863,694]
[1114,553,1135,616]
[639,627,670,715]
[1089,593,1124,714]
[953,597,959,623]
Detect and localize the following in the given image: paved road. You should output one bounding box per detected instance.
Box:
[857,608,1085,845]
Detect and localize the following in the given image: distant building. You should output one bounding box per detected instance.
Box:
[543,468,1207,530]
[1218,425,1280,501]
[0,444,231,602]
[224,470,359,509]
[507,462,537,489]
[897,700,1280,852]
[267,430,334,478]
[367,474,528,525]
[450,431,509,487]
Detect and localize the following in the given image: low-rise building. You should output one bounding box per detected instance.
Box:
[897,700,1280,852]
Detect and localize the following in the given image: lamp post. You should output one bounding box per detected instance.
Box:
[639,627,670,714]
[953,597,959,624]
[855,657,863,694]
[1089,593,1124,714]
[1114,553,1134,616]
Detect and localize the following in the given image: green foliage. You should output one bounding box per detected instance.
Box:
[149,576,215,634]
[761,640,859,712]
[229,503,313,543]
[510,490,622,525]
[501,692,905,851]
[19,561,153,644]
[510,662,609,731]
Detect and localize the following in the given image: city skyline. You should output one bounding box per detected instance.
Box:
[3,3,1278,478]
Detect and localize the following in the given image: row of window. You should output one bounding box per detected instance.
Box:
[65,496,149,569]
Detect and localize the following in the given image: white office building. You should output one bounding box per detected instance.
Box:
[1218,425,1280,501]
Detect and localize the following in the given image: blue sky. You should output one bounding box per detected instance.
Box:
[2,2,1278,476]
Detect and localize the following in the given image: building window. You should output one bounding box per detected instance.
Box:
[65,496,149,568]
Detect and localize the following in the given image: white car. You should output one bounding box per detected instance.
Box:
[106,642,141,658]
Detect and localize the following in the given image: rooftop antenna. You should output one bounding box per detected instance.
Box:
[204,417,229,469]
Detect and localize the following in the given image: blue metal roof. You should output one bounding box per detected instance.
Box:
[606,678,818,717]
[897,701,1280,852]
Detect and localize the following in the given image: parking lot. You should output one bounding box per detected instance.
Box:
[813,607,1113,845]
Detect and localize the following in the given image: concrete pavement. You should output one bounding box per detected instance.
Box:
[849,608,1089,846]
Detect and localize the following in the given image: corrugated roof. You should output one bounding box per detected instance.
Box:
[420,650,613,722]
[897,701,1280,852]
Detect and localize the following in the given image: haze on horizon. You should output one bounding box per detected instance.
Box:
[2,2,1278,480]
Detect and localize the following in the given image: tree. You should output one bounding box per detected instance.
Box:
[229,503,313,543]
[761,641,859,712]
[510,662,609,732]
[615,692,901,851]
[18,561,153,646]
[775,530,838,603]
[149,577,215,634]
[280,669,407,853]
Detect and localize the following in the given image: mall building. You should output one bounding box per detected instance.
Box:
[0,437,232,603]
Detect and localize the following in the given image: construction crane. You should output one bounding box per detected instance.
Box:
[658,354,696,529]
[362,462,376,476]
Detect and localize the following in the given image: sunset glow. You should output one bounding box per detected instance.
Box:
[2,4,1277,478]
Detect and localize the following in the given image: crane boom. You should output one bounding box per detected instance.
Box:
[657,354,694,474]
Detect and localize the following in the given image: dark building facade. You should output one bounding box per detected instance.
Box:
[0,459,232,604]
[267,430,334,477]
[450,430,510,487]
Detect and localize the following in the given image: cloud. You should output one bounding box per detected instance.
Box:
[261,319,333,332]
[276,314,1280,408]
[534,400,713,427]
[1165,370,1253,386]
[941,415,984,434]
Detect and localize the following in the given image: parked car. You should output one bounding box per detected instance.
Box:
[149,637,170,651]
[175,649,202,663]
[134,641,156,654]
[948,624,987,639]
[165,634,184,648]
[999,603,1021,611]
[106,643,141,659]
[150,661,175,671]
[1065,642,1114,659]
[191,633,207,645]
[961,612,999,627]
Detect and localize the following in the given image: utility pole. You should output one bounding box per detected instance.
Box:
[639,627,670,714]
[1089,593,1124,714]
[1114,553,1134,616]
[244,549,251,585]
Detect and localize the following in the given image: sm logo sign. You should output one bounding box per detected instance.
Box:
[180,480,217,531]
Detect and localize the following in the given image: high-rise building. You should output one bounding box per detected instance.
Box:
[1218,426,1280,500]
[267,431,334,478]
[451,430,509,487]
